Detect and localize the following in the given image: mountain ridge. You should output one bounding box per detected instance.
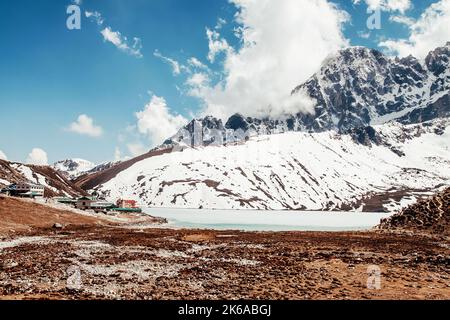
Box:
[163,43,450,149]
[73,43,450,211]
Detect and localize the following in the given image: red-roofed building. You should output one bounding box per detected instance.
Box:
[116,199,137,209]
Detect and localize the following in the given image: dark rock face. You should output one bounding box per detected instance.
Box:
[225,114,249,131]
[164,44,449,148]
[426,42,450,76]
[347,126,381,146]
[379,188,450,235]
[293,44,450,132]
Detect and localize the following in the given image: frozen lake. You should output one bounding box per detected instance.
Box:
[143,208,393,232]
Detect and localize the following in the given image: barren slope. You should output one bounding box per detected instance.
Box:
[379,188,450,235]
[0,196,105,235]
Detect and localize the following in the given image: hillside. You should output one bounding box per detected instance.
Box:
[379,188,450,235]
[0,196,104,235]
[0,160,86,198]
[85,119,450,211]
[74,148,172,191]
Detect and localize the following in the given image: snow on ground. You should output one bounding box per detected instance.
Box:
[0,236,52,250]
[96,119,450,211]
[52,159,95,179]
[11,163,59,193]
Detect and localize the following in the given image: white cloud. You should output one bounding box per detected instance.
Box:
[114,147,122,161]
[136,95,188,147]
[190,0,349,120]
[188,57,209,70]
[26,148,48,166]
[187,73,209,87]
[353,0,412,13]
[0,150,7,161]
[101,27,143,58]
[379,0,450,58]
[127,143,148,157]
[85,11,104,25]
[67,114,103,138]
[154,50,189,75]
[389,14,415,26]
[206,28,233,63]
[216,18,227,30]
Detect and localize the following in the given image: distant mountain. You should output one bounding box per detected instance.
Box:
[84,119,450,211]
[76,44,450,211]
[53,159,95,179]
[86,161,121,175]
[0,159,87,197]
[163,43,450,148]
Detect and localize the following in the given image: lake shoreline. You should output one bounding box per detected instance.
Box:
[143,208,393,232]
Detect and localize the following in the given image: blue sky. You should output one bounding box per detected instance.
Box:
[0,0,448,165]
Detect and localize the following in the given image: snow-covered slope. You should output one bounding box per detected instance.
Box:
[91,119,450,212]
[86,160,121,175]
[52,159,95,179]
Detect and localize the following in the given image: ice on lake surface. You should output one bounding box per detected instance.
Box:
[143,208,394,232]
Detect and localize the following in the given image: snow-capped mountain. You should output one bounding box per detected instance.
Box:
[87,160,121,175]
[89,119,450,211]
[53,159,95,179]
[292,43,450,130]
[164,43,450,148]
[77,44,450,211]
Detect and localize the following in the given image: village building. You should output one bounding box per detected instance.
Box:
[90,200,115,213]
[1,183,45,198]
[116,199,138,209]
[75,196,97,210]
[53,197,77,205]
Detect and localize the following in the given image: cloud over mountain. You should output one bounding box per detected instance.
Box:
[136,95,188,147]
[188,0,349,120]
[26,148,48,166]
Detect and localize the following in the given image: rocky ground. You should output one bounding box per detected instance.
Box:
[0,195,448,300]
[0,225,448,300]
[379,188,450,235]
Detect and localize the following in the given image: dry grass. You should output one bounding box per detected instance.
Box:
[0,196,107,235]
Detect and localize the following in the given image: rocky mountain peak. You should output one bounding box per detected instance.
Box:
[53,158,95,179]
[163,44,449,149]
[425,42,450,76]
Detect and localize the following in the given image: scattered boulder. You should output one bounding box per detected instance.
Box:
[52,223,64,230]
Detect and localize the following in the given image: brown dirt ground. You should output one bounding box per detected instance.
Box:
[0,196,448,300]
[0,196,108,235]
